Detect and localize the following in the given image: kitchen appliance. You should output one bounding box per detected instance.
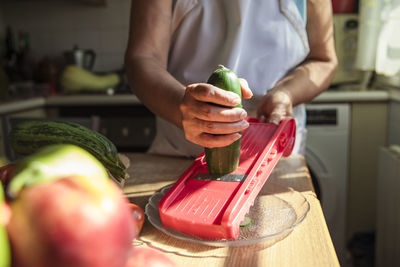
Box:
[158,118,296,240]
[305,103,350,265]
[331,14,363,85]
[64,46,96,71]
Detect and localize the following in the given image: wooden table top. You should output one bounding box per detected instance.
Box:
[122,153,339,267]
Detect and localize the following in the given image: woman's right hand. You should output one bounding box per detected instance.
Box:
[179,79,252,148]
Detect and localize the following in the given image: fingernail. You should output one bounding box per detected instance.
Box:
[233,98,241,106]
[269,118,280,125]
[229,92,241,104]
[234,133,242,141]
[240,110,247,119]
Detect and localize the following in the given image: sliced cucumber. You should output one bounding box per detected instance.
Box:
[240,215,253,228]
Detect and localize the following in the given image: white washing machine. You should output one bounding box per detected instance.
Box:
[305,103,350,265]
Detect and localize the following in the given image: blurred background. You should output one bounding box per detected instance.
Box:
[0,1,399,267]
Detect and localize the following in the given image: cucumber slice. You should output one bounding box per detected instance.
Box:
[240,215,253,228]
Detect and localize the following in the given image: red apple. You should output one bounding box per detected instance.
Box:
[125,246,176,267]
[128,203,145,236]
[7,175,136,267]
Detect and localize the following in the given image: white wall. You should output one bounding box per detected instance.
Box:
[2,0,131,72]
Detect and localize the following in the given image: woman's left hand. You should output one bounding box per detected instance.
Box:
[256,88,293,125]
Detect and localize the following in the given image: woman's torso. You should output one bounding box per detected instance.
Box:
[148,0,310,157]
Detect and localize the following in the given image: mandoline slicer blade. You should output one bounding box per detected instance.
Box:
[158,118,296,240]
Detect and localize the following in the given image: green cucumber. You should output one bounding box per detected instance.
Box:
[204,65,242,175]
[239,215,253,228]
[9,120,127,182]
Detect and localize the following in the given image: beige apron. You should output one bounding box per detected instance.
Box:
[148,0,310,157]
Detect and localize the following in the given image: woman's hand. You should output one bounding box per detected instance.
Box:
[256,88,293,125]
[180,79,252,148]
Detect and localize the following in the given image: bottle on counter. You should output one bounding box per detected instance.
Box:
[16,31,35,81]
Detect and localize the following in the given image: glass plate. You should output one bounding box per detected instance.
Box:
[145,182,310,247]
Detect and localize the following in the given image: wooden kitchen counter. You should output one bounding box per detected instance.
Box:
[122,153,339,267]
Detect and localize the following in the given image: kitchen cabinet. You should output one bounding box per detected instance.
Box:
[52,103,156,153]
[388,100,400,145]
[0,106,47,161]
[346,101,388,240]
[0,95,155,155]
[375,91,400,266]
[310,90,393,250]
[44,95,156,152]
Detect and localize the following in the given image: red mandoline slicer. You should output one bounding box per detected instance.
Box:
[158,117,296,240]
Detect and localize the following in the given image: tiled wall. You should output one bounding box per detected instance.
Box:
[2,0,131,72]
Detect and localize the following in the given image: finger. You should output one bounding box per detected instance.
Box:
[239,78,253,99]
[256,104,283,124]
[184,117,249,135]
[182,116,249,137]
[200,132,242,148]
[199,119,249,135]
[193,103,247,122]
[188,83,241,107]
[267,113,282,125]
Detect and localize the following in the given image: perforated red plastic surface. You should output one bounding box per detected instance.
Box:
[158,118,296,240]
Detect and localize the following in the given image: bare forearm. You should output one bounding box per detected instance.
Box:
[273,58,337,106]
[125,0,184,128]
[126,56,185,128]
[274,0,337,106]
